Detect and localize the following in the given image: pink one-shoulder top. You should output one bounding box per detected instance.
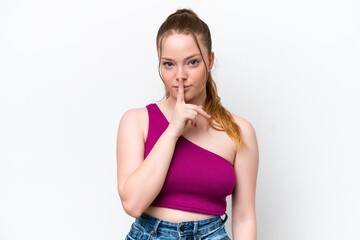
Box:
[144,103,236,216]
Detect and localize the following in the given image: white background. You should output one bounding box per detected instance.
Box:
[0,0,359,239]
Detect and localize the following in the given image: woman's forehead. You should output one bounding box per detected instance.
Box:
[160,33,206,58]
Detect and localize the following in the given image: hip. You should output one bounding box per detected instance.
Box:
[125,212,231,240]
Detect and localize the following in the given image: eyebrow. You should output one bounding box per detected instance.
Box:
[161,53,201,61]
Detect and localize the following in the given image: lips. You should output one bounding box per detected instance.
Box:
[174,85,191,88]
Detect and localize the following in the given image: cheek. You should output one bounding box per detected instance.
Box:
[161,74,173,88]
[160,68,173,89]
[160,66,173,79]
[189,67,207,82]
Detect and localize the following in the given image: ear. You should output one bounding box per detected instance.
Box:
[208,51,215,71]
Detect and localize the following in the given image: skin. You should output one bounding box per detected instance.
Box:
[159,33,213,109]
[117,33,259,239]
[157,33,215,135]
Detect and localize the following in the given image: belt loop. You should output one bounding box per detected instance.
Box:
[222,212,228,223]
[151,219,161,237]
[193,220,198,234]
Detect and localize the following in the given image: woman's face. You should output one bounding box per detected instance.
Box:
[159,33,214,103]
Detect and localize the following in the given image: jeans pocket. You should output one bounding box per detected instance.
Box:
[125,222,143,240]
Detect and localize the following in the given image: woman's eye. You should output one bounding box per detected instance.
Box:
[189,60,199,66]
[163,62,173,67]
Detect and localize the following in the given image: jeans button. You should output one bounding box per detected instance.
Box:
[179,225,185,231]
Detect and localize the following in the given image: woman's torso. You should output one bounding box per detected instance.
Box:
[139,102,237,222]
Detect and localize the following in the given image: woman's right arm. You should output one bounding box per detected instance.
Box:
[117,79,211,218]
[116,108,179,218]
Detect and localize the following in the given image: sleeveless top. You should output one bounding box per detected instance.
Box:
[144,103,236,216]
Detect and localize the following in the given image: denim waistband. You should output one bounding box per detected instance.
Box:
[135,212,228,236]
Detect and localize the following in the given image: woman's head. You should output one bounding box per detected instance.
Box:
[155,8,247,150]
[156,9,214,101]
[157,31,214,104]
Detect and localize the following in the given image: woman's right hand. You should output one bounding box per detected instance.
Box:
[167,79,211,138]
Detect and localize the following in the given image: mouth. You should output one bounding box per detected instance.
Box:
[174,85,191,88]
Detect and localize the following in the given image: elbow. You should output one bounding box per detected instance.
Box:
[122,199,143,218]
[118,188,143,218]
[127,209,143,219]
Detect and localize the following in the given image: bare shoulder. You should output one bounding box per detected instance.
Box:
[118,106,148,141]
[120,106,148,124]
[230,113,258,149]
[231,113,256,133]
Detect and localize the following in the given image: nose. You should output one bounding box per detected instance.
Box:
[176,66,187,81]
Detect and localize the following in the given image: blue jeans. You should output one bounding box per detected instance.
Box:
[125,212,231,240]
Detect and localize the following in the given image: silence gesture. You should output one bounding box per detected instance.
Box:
[167,79,211,138]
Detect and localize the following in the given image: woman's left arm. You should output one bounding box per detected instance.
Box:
[231,117,259,240]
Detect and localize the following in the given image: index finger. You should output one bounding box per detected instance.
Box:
[177,78,185,103]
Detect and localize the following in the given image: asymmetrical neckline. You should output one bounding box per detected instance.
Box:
[153,103,233,167]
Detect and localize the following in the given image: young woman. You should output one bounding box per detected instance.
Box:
[117,8,259,240]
